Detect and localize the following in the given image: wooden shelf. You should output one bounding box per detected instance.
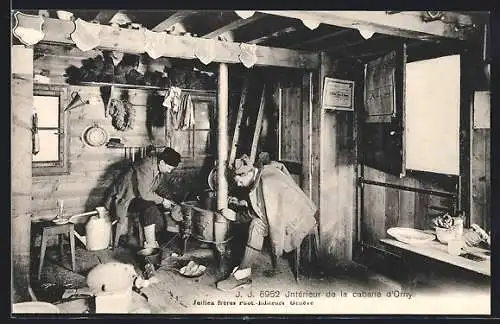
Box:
[77,82,217,93]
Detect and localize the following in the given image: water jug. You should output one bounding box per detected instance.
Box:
[86,208,112,251]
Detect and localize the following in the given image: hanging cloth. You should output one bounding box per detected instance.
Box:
[163,87,182,142]
[144,29,167,59]
[12,12,45,46]
[178,93,195,130]
[162,86,182,112]
[164,89,195,131]
[195,41,216,65]
[239,43,258,68]
[71,18,102,52]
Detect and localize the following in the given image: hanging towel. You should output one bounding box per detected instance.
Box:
[71,18,101,52]
[164,89,195,131]
[12,12,45,46]
[144,29,167,59]
[179,93,195,130]
[162,86,182,111]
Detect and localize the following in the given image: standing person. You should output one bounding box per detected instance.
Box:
[104,147,181,248]
[216,154,317,291]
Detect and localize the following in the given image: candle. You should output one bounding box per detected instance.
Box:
[57,199,64,218]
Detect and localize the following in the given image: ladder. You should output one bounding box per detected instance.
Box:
[228,76,266,166]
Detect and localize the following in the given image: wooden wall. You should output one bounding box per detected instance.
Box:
[280,73,305,187]
[12,45,34,302]
[470,128,490,231]
[31,84,216,219]
[360,167,457,247]
[31,44,216,220]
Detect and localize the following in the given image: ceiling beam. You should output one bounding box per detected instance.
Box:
[152,10,197,32]
[247,26,297,44]
[16,15,319,70]
[289,28,352,49]
[327,34,389,53]
[257,11,479,41]
[202,14,264,39]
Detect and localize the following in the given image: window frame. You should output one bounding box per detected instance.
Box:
[32,84,70,176]
[172,92,216,160]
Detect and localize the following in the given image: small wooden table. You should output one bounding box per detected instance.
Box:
[380,238,490,277]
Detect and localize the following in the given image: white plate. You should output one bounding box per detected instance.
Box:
[387,227,435,245]
[52,218,69,225]
[81,124,108,147]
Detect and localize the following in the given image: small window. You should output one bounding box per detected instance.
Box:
[169,93,216,159]
[32,84,70,176]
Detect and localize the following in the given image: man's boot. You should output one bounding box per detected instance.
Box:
[216,266,252,291]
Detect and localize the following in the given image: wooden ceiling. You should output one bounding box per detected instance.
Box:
[19,10,488,63]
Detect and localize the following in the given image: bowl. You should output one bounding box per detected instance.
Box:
[434,226,458,244]
[137,247,163,269]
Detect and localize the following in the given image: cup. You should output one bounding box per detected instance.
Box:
[447,238,464,256]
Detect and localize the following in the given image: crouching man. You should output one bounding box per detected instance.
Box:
[104,147,181,249]
[216,154,318,291]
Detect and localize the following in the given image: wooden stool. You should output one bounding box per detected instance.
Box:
[36,221,76,280]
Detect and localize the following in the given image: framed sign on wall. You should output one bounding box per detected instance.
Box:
[322,77,355,111]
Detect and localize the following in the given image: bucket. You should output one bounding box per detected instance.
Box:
[191,205,232,243]
[199,189,217,210]
[180,201,197,235]
[86,213,112,251]
[136,247,163,269]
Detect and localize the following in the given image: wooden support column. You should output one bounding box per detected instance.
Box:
[214,63,229,264]
[318,53,357,266]
[216,63,229,211]
[11,45,34,303]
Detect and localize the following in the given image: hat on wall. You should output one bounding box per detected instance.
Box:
[158,147,181,167]
[233,154,254,175]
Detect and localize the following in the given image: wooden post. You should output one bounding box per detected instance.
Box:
[216,63,229,211]
[214,63,230,273]
[11,45,34,303]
